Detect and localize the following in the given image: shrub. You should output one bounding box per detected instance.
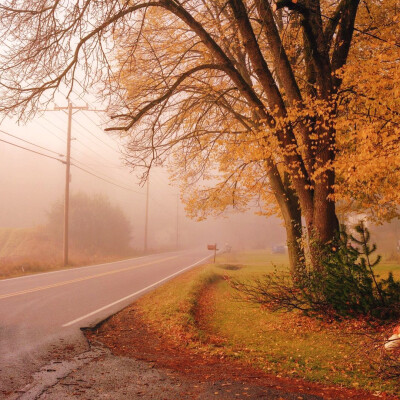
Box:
[230,223,400,320]
[47,192,132,255]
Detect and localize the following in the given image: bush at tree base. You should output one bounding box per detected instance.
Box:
[231,223,400,321]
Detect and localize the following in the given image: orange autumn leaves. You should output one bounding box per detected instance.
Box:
[115,0,400,224]
[334,0,400,221]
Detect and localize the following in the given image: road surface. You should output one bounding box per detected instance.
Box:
[0,249,211,397]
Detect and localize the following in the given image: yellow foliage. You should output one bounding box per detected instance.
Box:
[115,0,400,224]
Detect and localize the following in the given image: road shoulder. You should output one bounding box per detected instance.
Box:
[84,305,391,400]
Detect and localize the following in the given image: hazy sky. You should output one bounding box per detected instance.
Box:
[0,88,286,251]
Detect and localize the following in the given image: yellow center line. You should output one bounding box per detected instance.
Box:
[0,256,178,300]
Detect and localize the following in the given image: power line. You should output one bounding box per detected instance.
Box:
[70,147,126,170]
[71,162,145,194]
[71,156,141,190]
[0,123,127,192]
[39,105,123,166]
[0,136,145,194]
[74,137,122,167]
[73,116,121,154]
[0,138,65,163]
[62,111,122,165]
[74,78,131,127]
[48,113,122,166]
[81,109,122,146]
[32,119,67,143]
[70,87,110,124]
[69,87,123,147]
[81,111,121,150]
[0,129,65,157]
[38,114,68,141]
[74,158,127,169]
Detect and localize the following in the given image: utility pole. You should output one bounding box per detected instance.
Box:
[144,177,149,253]
[176,193,179,250]
[54,101,88,266]
[41,100,106,266]
[64,101,72,267]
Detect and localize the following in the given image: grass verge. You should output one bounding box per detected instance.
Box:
[135,250,400,396]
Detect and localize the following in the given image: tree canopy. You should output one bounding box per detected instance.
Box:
[0,0,399,270]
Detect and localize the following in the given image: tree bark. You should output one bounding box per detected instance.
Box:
[282,183,304,276]
[267,166,305,274]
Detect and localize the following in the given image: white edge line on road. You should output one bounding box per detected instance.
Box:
[0,249,192,283]
[62,254,213,328]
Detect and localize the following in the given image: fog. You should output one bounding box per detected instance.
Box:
[0,98,286,261]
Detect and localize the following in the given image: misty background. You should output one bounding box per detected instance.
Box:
[2,89,399,273]
[0,91,286,269]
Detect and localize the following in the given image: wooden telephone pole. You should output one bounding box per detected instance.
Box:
[176,193,179,250]
[144,177,149,253]
[54,101,88,266]
[41,100,106,266]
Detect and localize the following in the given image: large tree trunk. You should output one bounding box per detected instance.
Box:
[268,168,305,275]
[282,173,304,275]
[302,169,340,271]
[283,196,304,277]
[313,171,339,243]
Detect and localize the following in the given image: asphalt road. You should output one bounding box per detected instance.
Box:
[0,249,211,397]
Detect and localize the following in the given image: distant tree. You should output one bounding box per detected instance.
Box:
[47,193,132,255]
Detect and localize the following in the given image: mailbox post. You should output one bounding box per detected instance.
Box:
[207,243,217,263]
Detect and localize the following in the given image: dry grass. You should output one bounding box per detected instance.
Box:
[0,227,136,279]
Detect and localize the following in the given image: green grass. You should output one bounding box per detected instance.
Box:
[376,260,400,279]
[136,250,400,395]
[136,267,223,346]
[209,279,389,389]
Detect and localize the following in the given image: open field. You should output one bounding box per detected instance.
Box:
[0,227,137,279]
[135,250,400,395]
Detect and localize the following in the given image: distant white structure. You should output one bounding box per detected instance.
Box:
[384,326,400,351]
